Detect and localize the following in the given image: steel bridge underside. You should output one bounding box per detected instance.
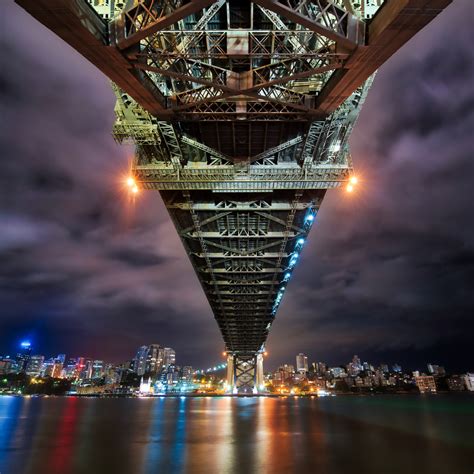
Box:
[15,0,453,393]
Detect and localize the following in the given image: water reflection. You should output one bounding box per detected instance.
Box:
[0,395,472,474]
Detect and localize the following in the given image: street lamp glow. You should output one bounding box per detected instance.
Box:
[349,176,358,185]
[346,184,354,193]
[131,185,139,194]
[126,177,135,187]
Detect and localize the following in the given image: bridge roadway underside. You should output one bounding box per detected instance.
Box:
[162,188,323,393]
[14,0,453,394]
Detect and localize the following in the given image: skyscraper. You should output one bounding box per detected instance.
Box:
[133,345,149,376]
[16,341,32,373]
[146,344,164,375]
[163,348,176,369]
[296,353,308,374]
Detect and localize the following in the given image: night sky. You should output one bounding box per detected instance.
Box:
[1,1,473,372]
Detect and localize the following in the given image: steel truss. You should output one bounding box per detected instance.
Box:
[16,0,453,393]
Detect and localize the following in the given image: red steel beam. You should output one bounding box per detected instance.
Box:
[115,0,216,50]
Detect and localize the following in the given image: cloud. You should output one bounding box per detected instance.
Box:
[0,1,472,371]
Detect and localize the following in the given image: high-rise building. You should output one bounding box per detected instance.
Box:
[26,355,44,376]
[146,344,164,375]
[296,353,308,374]
[133,345,149,376]
[92,360,104,379]
[163,348,176,369]
[16,341,32,373]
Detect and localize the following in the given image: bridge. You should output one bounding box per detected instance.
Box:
[16,0,452,393]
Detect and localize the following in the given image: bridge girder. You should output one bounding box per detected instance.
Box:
[15,0,453,393]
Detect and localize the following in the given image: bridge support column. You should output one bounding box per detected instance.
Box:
[226,353,264,394]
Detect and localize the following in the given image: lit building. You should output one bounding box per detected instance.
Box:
[92,360,104,379]
[163,348,176,369]
[415,376,437,394]
[146,344,164,375]
[296,353,308,374]
[348,355,362,376]
[0,358,15,375]
[464,373,474,391]
[133,345,149,376]
[182,366,194,382]
[16,341,32,373]
[427,364,446,377]
[446,376,465,391]
[26,355,44,376]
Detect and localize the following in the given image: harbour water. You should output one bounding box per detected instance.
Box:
[0,394,472,474]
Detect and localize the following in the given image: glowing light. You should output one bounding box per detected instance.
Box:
[346,184,354,193]
[297,238,305,245]
[132,185,139,194]
[349,176,358,185]
[223,351,227,357]
[126,177,135,187]
[264,352,268,357]
[20,341,31,348]
[306,214,314,222]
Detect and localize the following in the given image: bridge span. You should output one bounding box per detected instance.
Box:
[16,0,452,393]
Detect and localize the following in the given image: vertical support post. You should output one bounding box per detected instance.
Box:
[255,353,264,392]
[226,354,235,393]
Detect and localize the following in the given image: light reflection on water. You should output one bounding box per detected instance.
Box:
[0,395,472,474]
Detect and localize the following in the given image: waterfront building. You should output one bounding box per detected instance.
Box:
[296,353,308,374]
[415,376,437,394]
[464,373,474,391]
[446,376,465,391]
[26,355,44,376]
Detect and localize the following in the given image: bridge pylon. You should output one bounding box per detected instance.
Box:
[227,353,264,394]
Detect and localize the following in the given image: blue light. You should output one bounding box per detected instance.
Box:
[20,341,31,348]
[306,214,314,222]
[284,273,291,281]
[297,238,305,245]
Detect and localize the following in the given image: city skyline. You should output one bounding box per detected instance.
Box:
[1,338,471,376]
[1,1,473,372]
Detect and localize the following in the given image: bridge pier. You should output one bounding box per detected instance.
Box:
[226,353,264,394]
